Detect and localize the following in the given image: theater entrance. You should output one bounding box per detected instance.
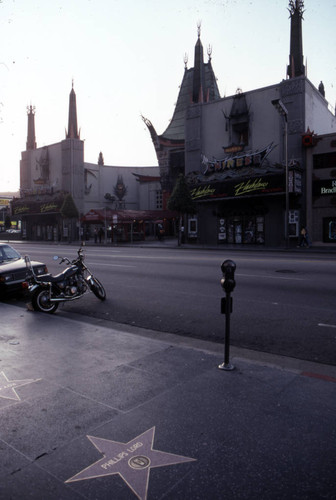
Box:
[218,215,265,244]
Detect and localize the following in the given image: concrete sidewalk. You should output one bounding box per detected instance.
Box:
[1,302,335,499]
[3,235,336,254]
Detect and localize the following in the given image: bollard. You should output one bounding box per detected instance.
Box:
[218,259,236,371]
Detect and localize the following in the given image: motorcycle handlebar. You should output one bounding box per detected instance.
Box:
[56,248,84,265]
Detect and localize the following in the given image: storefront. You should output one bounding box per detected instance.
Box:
[81,209,178,242]
[312,178,336,244]
[11,193,69,241]
[189,170,302,246]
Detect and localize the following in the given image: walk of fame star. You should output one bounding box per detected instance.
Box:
[0,371,41,401]
[65,427,196,500]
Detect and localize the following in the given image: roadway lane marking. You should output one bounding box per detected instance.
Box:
[90,262,136,268]
[236,273,307,281]
[318,323,336,329]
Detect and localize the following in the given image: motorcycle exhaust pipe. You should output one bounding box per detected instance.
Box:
[50,295,84,303]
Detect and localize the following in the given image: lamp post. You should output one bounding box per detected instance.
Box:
[272,98,289,249]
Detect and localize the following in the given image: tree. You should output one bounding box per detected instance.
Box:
[4,215,11,231]
[60,194,79,241]
[60,193,79,219]
[167,174,196,245]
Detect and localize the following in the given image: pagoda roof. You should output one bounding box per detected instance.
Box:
[160,63,220,142]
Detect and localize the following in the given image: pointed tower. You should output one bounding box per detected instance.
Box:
[287,0,305,78]
[66,81,79,139]
[26,105,37,150]
[142,26,220,201]
[192,23,206,103]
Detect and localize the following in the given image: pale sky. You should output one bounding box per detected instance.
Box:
[1,0,335,192]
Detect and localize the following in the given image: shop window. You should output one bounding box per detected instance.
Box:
[188,218,198,238]
[244,218,255,243]
[313,152,336,170]
[255,217,265,244]
[323,218,336,243]
[218,215,265,244]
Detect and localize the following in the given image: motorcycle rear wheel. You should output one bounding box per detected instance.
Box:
[32,289,59,313]
[90,277,106,301]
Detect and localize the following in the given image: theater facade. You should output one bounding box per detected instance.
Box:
[12,89,166,242]
[144,1,336,246]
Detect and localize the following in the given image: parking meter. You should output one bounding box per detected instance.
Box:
[221,259,236,294]
[219,259,236,371]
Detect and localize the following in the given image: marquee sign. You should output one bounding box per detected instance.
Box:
[0,198,10,207]
[202,143,275,175]
[190,174,285,201]
[11,197,65,216]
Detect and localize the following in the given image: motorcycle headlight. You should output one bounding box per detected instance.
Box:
[35,266,48,275]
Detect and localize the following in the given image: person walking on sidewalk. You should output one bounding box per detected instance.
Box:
[297,226,311,248]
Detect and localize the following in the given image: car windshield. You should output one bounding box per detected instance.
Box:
[0,245,21,263]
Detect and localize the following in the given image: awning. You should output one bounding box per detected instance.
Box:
[81,209,178,224]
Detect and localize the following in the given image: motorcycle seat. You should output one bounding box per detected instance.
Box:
[35,272,68,283]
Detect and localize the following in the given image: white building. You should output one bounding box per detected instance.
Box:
[13,86,168,242]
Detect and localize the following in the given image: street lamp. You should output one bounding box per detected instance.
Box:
[272,98,289,249]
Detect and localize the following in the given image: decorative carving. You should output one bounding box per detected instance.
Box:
[34,147,49,185]
[288,119,304,134]
[281,79,304,97]
[113,175,128,201]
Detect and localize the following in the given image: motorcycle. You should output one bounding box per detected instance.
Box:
[24,247,106,313]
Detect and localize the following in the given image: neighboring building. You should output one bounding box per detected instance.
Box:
[0,195,13,232]
[12,85,165,242]
[306,132,336,245]
[144,1,336,246]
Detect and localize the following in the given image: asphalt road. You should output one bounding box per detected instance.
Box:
[4,242,336,366]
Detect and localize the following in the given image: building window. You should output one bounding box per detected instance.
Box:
[156,190,163,209]
[313,152,336,170]
[218,215,264,244]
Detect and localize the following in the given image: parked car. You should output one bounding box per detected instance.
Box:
[0,243,48,296]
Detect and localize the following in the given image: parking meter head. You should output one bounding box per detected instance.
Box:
[221,260,236,293]
[221,260,236,278]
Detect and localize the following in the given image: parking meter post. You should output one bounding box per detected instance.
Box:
[218,259,236,372]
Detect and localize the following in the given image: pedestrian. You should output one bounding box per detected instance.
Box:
[94,228,98,244]
[297,226,311,248]
[157,223,164,241]
[181,225,185,244]
[98,227,104,243]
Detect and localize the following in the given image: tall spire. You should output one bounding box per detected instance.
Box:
[192,22,206,103]
[287,0,305,78]
[66,80,79,139]
[26,104,37,150]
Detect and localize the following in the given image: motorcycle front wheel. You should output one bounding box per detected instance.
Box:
[32,288,59,313]
[89,277,106,301]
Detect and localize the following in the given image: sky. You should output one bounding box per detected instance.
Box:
[0,0,335,193]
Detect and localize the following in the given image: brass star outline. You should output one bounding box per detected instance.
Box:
[65,427,196,500]
[0,370,41,401]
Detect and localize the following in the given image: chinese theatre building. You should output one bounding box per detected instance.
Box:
[142,23,221,209]
[144,1,336,246]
